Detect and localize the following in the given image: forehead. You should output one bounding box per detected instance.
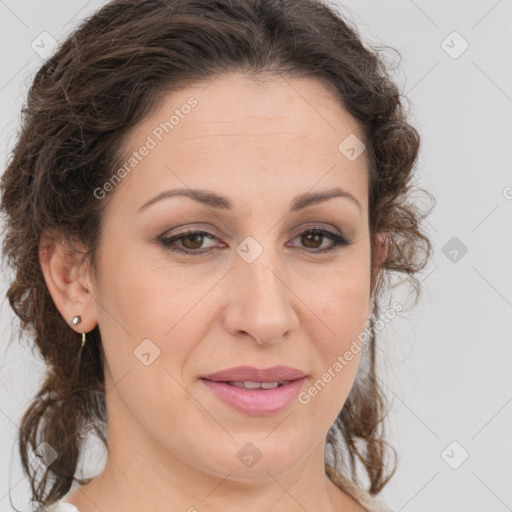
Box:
[110,72,369,214]
[145,72,363,139]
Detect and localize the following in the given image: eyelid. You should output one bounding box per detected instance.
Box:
[290,222,343,237]
[161,222,344,243]
[157,223,351,256]
[161,224,224,239]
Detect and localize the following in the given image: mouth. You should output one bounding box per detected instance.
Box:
[201,379,294,389]
[199,377,306,415]
[200,364,306,383]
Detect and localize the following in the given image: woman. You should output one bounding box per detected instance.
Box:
[0,0,433,511]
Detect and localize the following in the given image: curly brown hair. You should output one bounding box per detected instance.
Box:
[0,0,434,509]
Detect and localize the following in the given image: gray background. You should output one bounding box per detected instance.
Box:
[1,1,511,511]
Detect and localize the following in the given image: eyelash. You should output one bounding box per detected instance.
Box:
[158,227,351,255]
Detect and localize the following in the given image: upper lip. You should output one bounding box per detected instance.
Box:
[201,365,306,383]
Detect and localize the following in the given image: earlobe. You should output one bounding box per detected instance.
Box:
[38,229,97,332]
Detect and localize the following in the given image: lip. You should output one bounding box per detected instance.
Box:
[200,365,306,382]
[201,377,306,415]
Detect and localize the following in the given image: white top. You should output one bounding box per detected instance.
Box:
[39,472,394,512]
[40,494,393,512]
[39,502,79,512]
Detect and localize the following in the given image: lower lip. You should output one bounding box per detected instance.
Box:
[200,378,306,415]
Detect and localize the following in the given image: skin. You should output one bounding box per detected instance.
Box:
[40,71,386,512]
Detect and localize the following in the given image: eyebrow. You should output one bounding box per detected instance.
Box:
[138,186,362,213]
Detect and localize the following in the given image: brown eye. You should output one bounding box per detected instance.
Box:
[159,227,350,255]
[180,233,206,250]
[159,229,219,254]
[290,228,350,253]
[301,231,324,249]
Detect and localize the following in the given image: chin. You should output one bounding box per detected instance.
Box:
[203,435,307,482]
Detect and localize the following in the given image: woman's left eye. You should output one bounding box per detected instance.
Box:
[158,227,351,255]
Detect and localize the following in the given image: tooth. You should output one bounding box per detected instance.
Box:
[243,381,262,389]
[227,381,288,389]
[261,382,279,389]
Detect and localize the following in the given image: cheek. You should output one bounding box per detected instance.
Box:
[315,289,370,376]
[94,244,211,406]
[307,256,372,343]
[298,271,370,422]
[94,235,185,336]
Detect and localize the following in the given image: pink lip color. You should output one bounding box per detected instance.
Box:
[201,378,306,415]
[202,365,305,382]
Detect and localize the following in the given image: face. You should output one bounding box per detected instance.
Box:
[80,72,382,482]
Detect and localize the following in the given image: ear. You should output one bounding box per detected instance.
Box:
[374,232,388,268]
[369,232,388,313]
[38,228,98,334]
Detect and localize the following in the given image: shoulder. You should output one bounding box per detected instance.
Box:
[36,501,80,512]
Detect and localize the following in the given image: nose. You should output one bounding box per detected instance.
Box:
[222,244,299,346]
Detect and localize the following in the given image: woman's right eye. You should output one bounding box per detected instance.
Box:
[158,229,221,254]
